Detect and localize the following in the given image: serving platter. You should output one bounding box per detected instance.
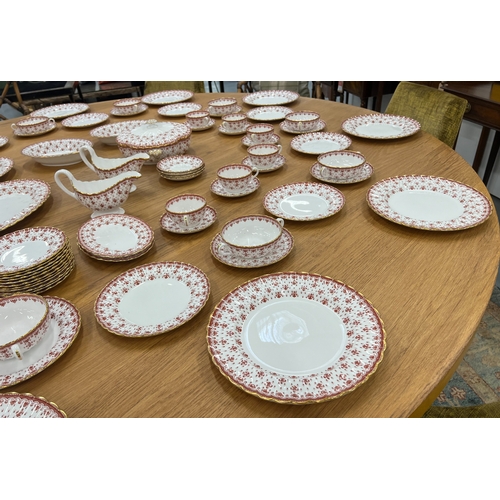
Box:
[30,103,89,120]
[0,179,51,232]
[243,90,300,106]
[0,393,66,418]
[290,132,352,154]
[207,272,386,404]
[158,102,202,117]
[366,175,492,230]
[0,296,81,390]
[341,114,421,139]
[95,261,210,337]
[245,106,294,121]
[21,138,92,166]
[0,157,14,177]
[142,90,194,105]
[263,182,345,221]
[62,112,109,128]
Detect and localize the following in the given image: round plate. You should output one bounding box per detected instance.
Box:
[0,393,66,418]
[0,296,81,390]
[21,138,92,166]
[243,90,300,106]
[141,90,194,105]
[160,206,217,234]
[0,136,8,148]
[95,262,210,337]
[30,103,89,120]
[341,114,421,139]
[246,106,293,121]
[187,118,216,131]
[242,155,285,173]
[290,132,352,154]
[62,112,109,128]
[311,162,374,184]
[366,175,492,231]
[158,102,202,117]
[210,177,260,198]
[0,157,14,177]
[263,182,345,221]
[207,272,386,404]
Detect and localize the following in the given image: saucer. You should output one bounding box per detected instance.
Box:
[188,118,216,131]
[241,133,280,147]
[211,229,294,268]
[210,177,260,197]
[13,122,57,137]
[310,162,374,184]
[111,103,148,117]
[160,206,217,234]
[218,125,247,135]
[280,119,326,134]
[0,296,81,390]
[242,155,286,172]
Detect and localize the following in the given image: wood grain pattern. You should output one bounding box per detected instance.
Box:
[1,93,499,417]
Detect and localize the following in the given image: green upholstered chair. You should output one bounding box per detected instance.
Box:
[385,81,469,149]
[423,401,500,418]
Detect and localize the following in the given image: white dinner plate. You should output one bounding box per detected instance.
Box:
[245,106,293,121]
[0,157,14,177]
[243,90,300,106]
[366,175,492,230]
[95,261,210,337]
[62,112,109,128]
[207,272,386,404]
[158,102,202,117]
[290,132,352,154]
[0,179,51,232]
[0,393,66,418]
[0,296,81,390]
[263,182,345,221]
[141,90,194,105]
[341,114,421,139]
[30,103,89,120]
[21,139,92,166]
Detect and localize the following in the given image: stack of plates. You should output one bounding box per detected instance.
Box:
[156,155,205,181]
[0,227,75,297]
[77,214,155,262]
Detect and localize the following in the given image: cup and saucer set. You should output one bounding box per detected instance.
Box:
[185,111,215,131]
[241,123,280,147]
[160,193,217,234]
[310,150,374,184]
[11,115,57,137]
[279,111,326,134]
[210,163,260,198]
[210,214,294,269]
[111,98,148,117]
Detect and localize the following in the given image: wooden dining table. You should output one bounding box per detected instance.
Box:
[1,92,499,418]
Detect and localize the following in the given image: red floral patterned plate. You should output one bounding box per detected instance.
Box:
[0,393,66,418]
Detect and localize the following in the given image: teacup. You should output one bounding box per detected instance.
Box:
[0,293,50,361]
[246,144,283,170]
[208,98,239,116]
[220,113,249,134]
[11,116,55,135]
[219,215,284,259]
[216,164,259,193]
[186,110,211,129]
[164,194,207,227]
[113,98,141,114]
[284,111,321,132]
[317,150,366,180]
[245,123,275,144]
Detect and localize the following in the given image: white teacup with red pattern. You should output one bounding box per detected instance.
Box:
[245,123,275,144]
[113,98,141,114]
[164,193,207,227]
[246,144,282,170]
[220,113,249,134]
[284,111,320,132]
[11,116,55,135]
[186,110,211,129]
[208,98,239,116]
[0,293,51,361]
[317,150,366,180]
[217,164,259,193]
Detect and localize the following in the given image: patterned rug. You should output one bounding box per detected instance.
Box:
[427,286,500,410]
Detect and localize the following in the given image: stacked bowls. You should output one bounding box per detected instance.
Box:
[156,155,205,181]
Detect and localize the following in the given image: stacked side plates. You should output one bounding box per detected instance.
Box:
[0,227,75,297]
[156,155,205,181]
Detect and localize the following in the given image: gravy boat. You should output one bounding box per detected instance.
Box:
[54,169,141,218]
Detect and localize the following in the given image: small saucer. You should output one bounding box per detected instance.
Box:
[242,155,286,172]
[210,177,260,197]
[241,133,280,147]
[218,125,248,136]
[188,118,216,131]
[111,103,148,117]
[310,162,374,184]
[280,119,326,134]
[210,105,242,117]
[13,122,57,137]
[160,206,217,234]
[210,229,294,268]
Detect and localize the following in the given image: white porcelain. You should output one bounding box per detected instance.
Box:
[246,144,283,170]
[284,111,321,132]
[341,114,421,139]
[0,297,81,390]
[111,103,148,117]
[142,90,194,105]
[21,139,93,167]
[220,113,250,134]
[187,117,215,131]
[317,150,366,179]
[158,102,202,117]
[310,162,374,184]
[367,175,492,231]
[211,228,293,268]
[207,272,386,403]
[94,262,210,337]
[211,177,260,198]
[161,206,217,234]
[263,182,345,221]
[246,106,293,121]
[280,119,326,134]
[242,133,280,147]
[12,116,55,135]
[216,163,259,192]
[164,194,207,228]
[244,123,275,144]
[290,132,352,154]
[54,169,141,217]
[241,154,285,173]
[243,90,299,106]
[113,98,142,115]
[30,103,89,119]
[0,136,8,148]
[208,98,240,117]
[0,393,66,418]
[0,179,51,232]
[90,120,149,145]
[0,157,14,178]
[62,113,108,128]
[185,110,211,129]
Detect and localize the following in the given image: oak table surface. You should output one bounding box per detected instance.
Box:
[1,93,498,418]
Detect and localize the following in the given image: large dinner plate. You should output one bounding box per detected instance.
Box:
[21,138,92,166]
[290,132,352,154]
[141,90,193,105]
[95,261,210,337]
[207,272,386,404]
[30,103,89,120]
[367,175,492,230]
[341,114,421,139]
[263,182,345,221]
[243,90,300,106]
[0,393,66,418]
[0,179,51,232]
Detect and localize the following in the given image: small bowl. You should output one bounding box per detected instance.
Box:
[317,150,366,180]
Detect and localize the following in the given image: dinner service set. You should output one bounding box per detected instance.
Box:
[185,110,215,131]
[156,154,205,181]
[11,116,56,137]
[0,226,75,297]
[30,103,89,120]
[219,113,250,135]
[0,392,66,418]
[0,157,14,178]
[62,112,109,128]
[21,138,93,167]
[111,98,148,117]
[211,163,261,197]
[77,214,155,262]
[158,102,203,117]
